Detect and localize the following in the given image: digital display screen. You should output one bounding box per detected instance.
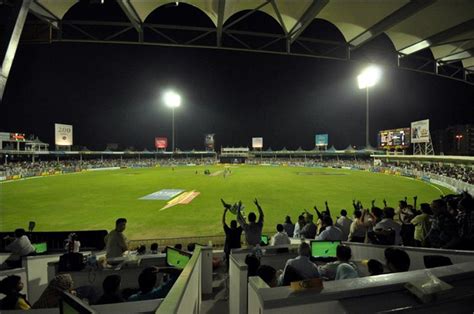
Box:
[166,247,191,269]
[378,128,411,149]
[310,241,340,257]
[260,235,269,245]
[33,242,47,254]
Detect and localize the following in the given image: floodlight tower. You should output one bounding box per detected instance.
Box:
[357,65,381,148]
[163,90,181,153]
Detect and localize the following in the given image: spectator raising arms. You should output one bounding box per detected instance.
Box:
[237,199,264,246]
[221,200,243,268]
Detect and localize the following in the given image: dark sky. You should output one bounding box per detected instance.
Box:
[2,42,473,151]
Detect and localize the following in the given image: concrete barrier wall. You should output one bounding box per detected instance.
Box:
[248,262,474,314]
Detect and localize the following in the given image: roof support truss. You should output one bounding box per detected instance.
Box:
[399,18,474,55]
[288,0,329,44]
[117,0,143,42]
[216,0,225,47]
[29,0,60,29]
[350,0,436,50]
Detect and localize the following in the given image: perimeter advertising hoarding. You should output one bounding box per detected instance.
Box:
[55,123,73,146]
[378,128,411,149]
[411,119,430,143]
[155,137,168,149]
[204,134,215,151]
[252,137,263,149]
[315,134,328,146]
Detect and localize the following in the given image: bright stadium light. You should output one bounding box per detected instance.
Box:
[357,65,381,148]
[163,90,181,153]
[357,65,381,89]
[163,90,181,108]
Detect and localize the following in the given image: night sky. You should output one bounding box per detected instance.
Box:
[1,3,473,151]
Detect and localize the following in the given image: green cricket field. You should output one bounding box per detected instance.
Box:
[0,165,450,240]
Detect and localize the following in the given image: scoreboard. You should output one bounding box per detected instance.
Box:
[378,128,410,149]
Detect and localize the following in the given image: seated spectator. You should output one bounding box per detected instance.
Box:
[293,215,306,239]
[315,216,343,241]
[335,263,359,280]
[374,208,401,245]
[2,228,36,269]
[33,274,74,309]
[245,254,260,277]
[96,275,125,305]
[256,265,278,287]
[348,210,367,243]
[411,203,432,247]
[150,243,159,254]
[367,259,384,276]
[174,244,183,250]
[128,267,181,301]
[64,233,81,253]
[283,216,295,237]
[280,265,304,286]
[105,218,128,259]
[270,224,291,246]
[187,243,196,253]
[0,275,30,310]
[335,209,352,241]
[137,245,146,255]
[279,242,319,284]
[427,199,459,249]
[300,214,317,239]
[384,248,410,273]
[318,245,358,281]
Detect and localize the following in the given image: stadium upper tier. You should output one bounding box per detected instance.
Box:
[24,0,474,84]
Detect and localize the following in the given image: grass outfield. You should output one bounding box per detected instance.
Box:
[0,165,451,240]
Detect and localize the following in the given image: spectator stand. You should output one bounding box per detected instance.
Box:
[229,242,474,314]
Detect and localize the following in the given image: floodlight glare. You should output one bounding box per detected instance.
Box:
[357,65,381,89]
[164,91,181,108]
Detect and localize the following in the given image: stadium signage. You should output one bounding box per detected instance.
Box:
[411,119,430,143]
[315,134,328,146]
[252,137,263,149]
[155,137,168,149]
[54,123,73,146]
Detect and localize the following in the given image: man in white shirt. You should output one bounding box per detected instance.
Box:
[279,242,319,284]
[271,224,291,246]
[293,215,305,239]
[3,228,36,268]
[316,216,343,241]
[375,207,402,245]
[335,210,352,241]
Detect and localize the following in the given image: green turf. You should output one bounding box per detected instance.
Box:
[0,165,451,240]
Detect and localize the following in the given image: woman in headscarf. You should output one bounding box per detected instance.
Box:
[32,274,74,308]
[0,275,31,310]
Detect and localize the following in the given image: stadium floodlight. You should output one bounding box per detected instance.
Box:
[357,65,381,89]
[163,90,181,153]
[357,65,381,148]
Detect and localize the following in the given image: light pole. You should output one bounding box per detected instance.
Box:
[163,90,181,153]
[357,65,381,148]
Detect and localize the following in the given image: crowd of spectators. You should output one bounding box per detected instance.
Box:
[0,157,217,178]
[379,160,473,184]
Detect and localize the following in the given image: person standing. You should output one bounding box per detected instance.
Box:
[335,209,352,241]
[222,203,243,268]
[237,199,264,246]
[105,218,128,259]
[282,216,295,238]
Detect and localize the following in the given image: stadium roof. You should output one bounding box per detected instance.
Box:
[17,1,474,84]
